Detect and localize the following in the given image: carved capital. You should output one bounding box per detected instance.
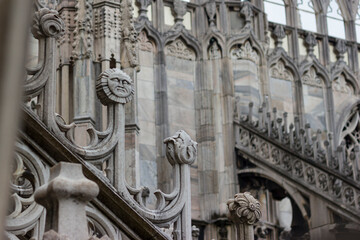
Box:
[96,68,135,105]
[32,8,65,39]
[164,130,197,165]
[227,192,261,225]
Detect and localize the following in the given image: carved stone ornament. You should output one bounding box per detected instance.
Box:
[205,0,216,27]
[165,39,196,60]
[138,31,154,52]
[174,0,187,22]
[332,74,353,94]
[302,67,322,87]
[231,41,259,64]
[96,68,135,105]
[208,40,221,60]
[164,130,198,165]
[32,8,65,39]
[270,60,293,81]
[227,192,261,225]
[272,25,286,47]
[305,32,317,55]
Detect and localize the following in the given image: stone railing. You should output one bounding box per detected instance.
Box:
[234,101,360,217]
[19,1,197,238]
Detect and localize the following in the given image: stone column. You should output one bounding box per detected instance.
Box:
[227,192,261,240]
[34,162,99,240]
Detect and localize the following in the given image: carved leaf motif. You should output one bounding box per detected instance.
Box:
[138,31,154,52]
[332,74,353,94]
[270,60,293,81]
[165,39,195,60]
[231,41,259,64]
[302,67,322,87]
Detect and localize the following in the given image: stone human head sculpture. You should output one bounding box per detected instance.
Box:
[96,68,134,105]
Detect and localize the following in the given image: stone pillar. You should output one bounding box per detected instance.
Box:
[227,192,261,240]
[34,162,99,240]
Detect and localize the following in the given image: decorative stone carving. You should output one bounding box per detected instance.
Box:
[302,67,322,87]
[227,192,261,240]
[165,38,196,60]
[305,32,317,55]
[332,74,353,94]
[96,68,134,105]
[7,144,47,239]
[72,0,93,59]
[227,192,261,225]
[205,0,216,27]
[164,130,198,165]
[240,1,253,23]
[272,25,286,48]
[136,0,152,18]
[270,60,293,81]
[138,31,154,52]
[32,8,65,39]
[93,7,121,40]
[120,0,139,68]
[234,102,360,216]
[174,0,187,23]
[335,39,347,61]
[231,41,259,64]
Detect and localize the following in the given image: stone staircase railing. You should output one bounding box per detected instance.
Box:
[234,101,360,219]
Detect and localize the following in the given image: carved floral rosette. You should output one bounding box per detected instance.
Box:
[227,192,261,225]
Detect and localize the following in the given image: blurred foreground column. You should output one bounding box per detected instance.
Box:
[0,0,32,238]
[34,162,100,240]
[227,192,261,240]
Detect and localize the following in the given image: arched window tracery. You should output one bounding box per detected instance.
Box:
[326,0,345,39]
[264,0,287,25]
[297,0,317,32]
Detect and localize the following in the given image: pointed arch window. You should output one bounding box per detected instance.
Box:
[297,0,316,32]
[264,0,287,25]
[326,0,345,39]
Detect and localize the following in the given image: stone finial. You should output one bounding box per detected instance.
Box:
[174,0,187,24]
[32,8,65,39]
[136,0,152,18]
[164,130,197,165]
[335,39,347,61]
[272,25,286,48]
[305,32,317,56]
[205,0,216,27]
[227,192,261,225]
[34,162,99,240]
[240,1,253,23]
[96,68,135,105]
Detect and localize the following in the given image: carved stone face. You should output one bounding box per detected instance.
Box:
[107,72,132,98]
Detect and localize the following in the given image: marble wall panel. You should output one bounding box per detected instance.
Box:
[232,59,261,119]
[303,85,326,130]
[269,77,295,124]
[138,50,157,196]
